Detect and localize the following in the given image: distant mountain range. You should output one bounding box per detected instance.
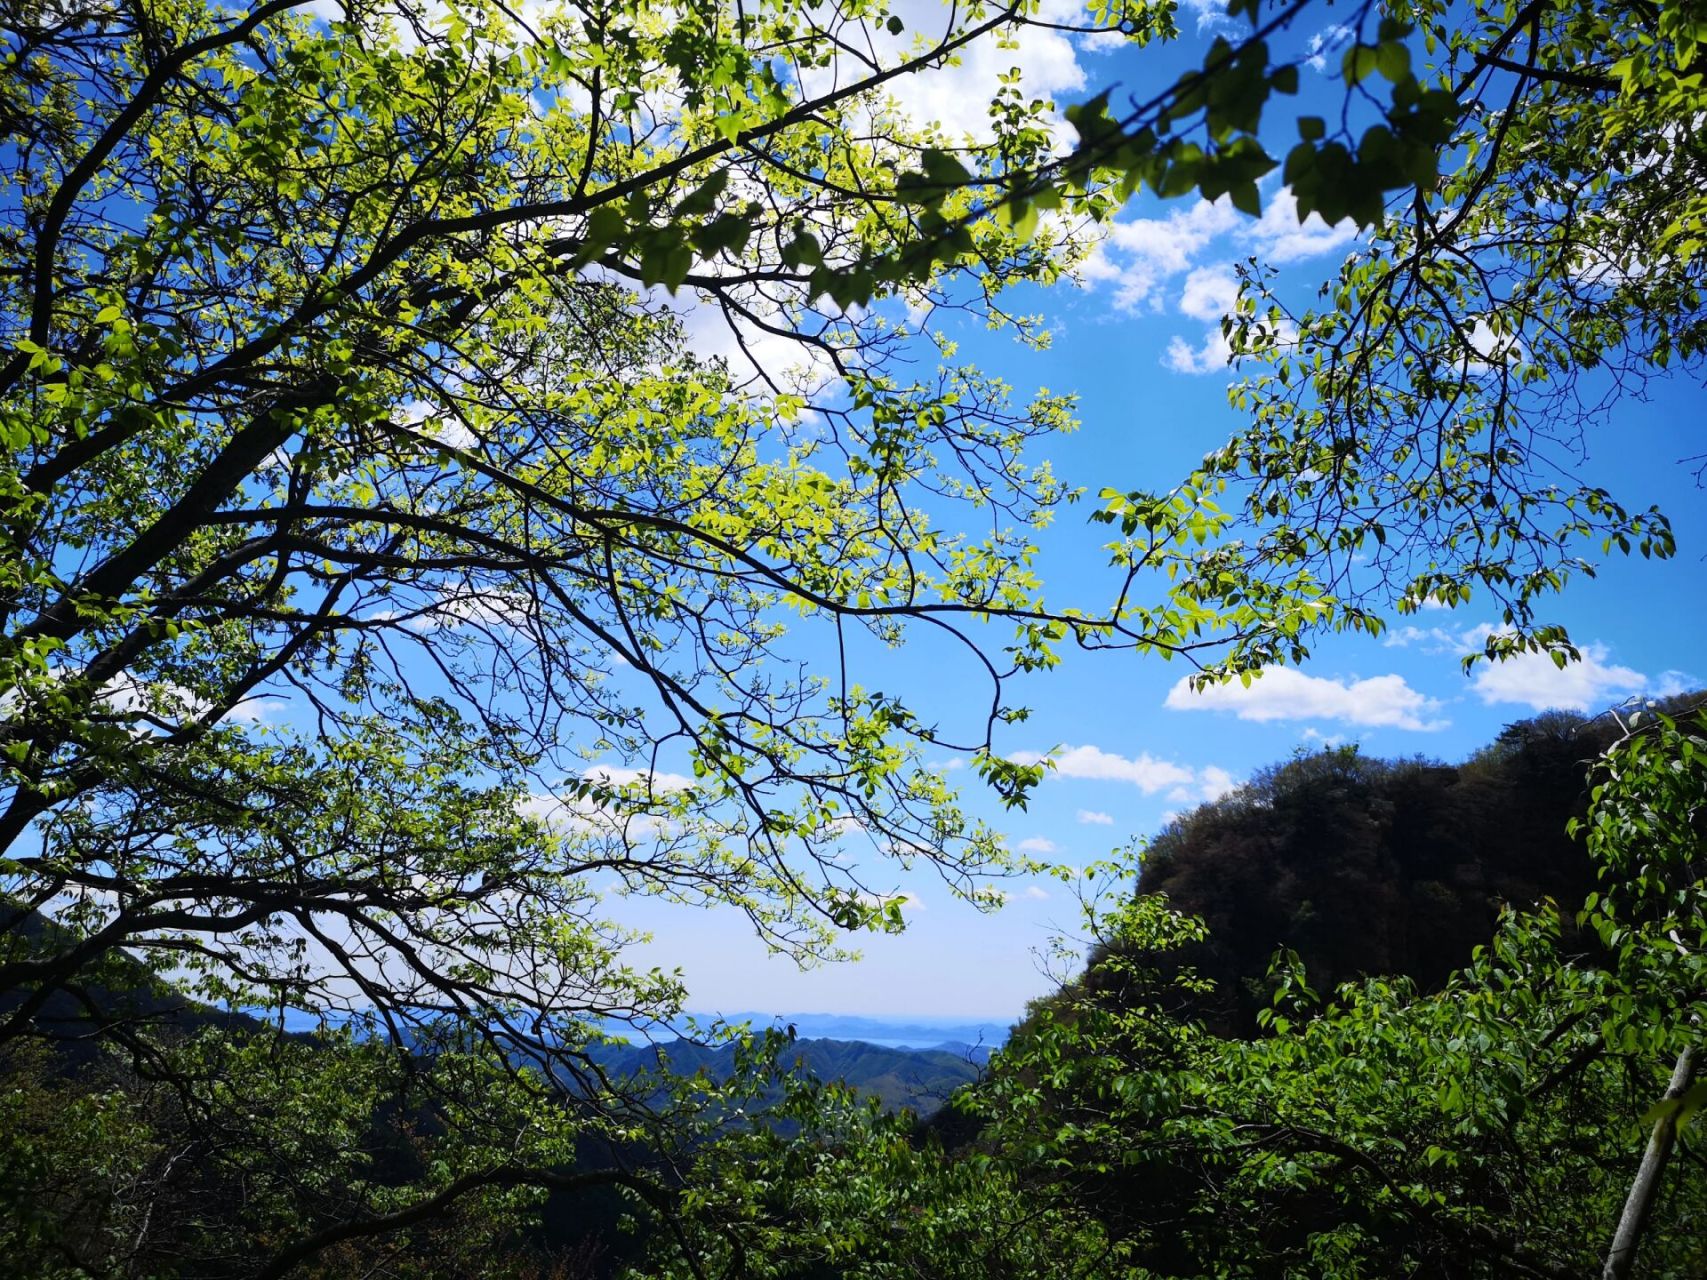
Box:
[6,901,1003,1118]
[580,1012,1012,1116]
[586,1034,987,1115]
[663,1010,1012,1051]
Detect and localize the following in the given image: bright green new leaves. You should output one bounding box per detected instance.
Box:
[0,0,1102,1068]
[637,1060,1125,1280]
[0,7,1137,1267]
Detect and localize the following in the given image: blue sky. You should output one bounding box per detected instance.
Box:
[614,3,1707,1023]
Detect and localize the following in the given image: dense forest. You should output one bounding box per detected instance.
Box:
[4,0,1705,1274]
[1130,709,1651,1030]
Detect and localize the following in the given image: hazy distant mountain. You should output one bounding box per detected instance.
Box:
[687,1011,1010,1050]
[587,1035,986,1115]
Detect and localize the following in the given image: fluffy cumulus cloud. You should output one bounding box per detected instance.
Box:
[1012,743,1193,792]
[54,672,288,732]
[1163,326,1233,374]
[1023,884,1052,901]
[1166,764,1240,805]
[1165,668,1448,731]
[798,0,1094,151]
[1085,183,1357,372]
[584,765,698,792]
[1084,183,1361,320]
[1178,262,1241,321]
[1076,808,1114,825]
[1197,765,1238,801]
[1165,315,1297,375]
[1010,744,1235,799]
[1078,197,1242,311]
[1470,644,1694,712]
[1016,836,1060,855]
[912,0,1088,139]
[1386,623,1696,713]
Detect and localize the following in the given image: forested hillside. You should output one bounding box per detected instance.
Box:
[1124,706,1678,1030]
[589,1037,981,1117]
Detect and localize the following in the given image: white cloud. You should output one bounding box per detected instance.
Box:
[1023,884,1051,901]
[794,0,1092,154]
[586,765,697,792]
[1076,809,1114,825]
[406,589,534,633]
[1010,744,1232,798]
[1179,0,1239,34]
[6,668,289,734]
[1305,22,1355,71]
[1016,836,1060,855]
[1178,262,1240,321]
[1242,186,1359,264]
[221,697,288,725]
[1078,197,1241,311]
[1164,314,1297,375]
[887,4,1087,146]
[1012,743,1196,793]
[518,765,697,844]
[674,288,840,391]
[1463,315,1527,374]
[1077,27,1129,52]
[1166,765,1239,805]
[1165,668,1448,731]
[1163,326,1232,374]
[1388,628,1696,713]
[1652,670,1697,699]
[1198,766,1237,801]
[1384,620,1499,655]
[1469,644,1649,712]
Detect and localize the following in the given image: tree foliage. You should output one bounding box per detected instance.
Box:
[4,0,1706,1270]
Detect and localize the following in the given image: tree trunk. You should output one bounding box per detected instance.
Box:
[1602,1045,1698,1280]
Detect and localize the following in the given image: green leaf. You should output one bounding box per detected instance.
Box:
[1343,44,1381,85]
[1375,41,1412,83]
[674,168,730,218]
